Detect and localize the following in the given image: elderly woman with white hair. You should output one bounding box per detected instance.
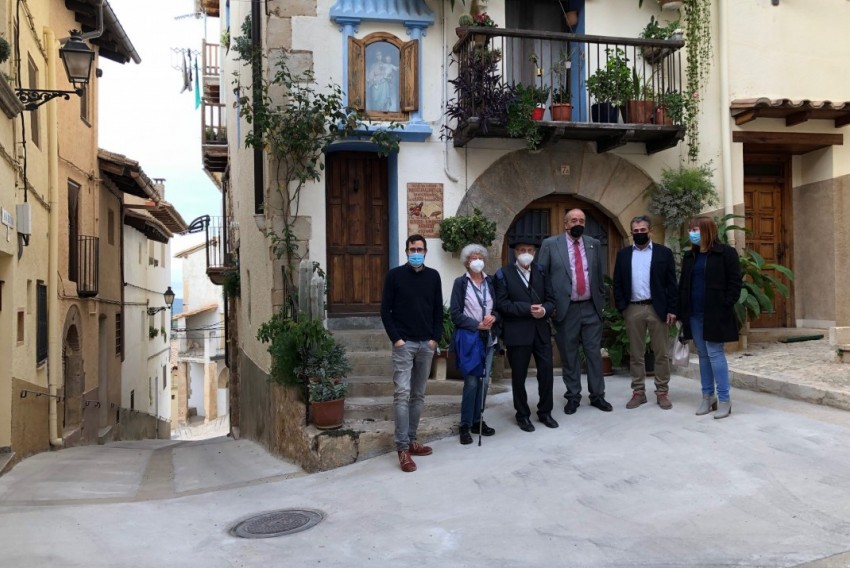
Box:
[449,243,500,444]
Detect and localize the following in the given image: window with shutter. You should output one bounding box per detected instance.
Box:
[348,32,418,121]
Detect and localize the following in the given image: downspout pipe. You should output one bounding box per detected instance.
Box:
[251,0,263,214]
[46,27,63,448]
[718,0,735,246]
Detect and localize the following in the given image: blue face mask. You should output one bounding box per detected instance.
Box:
[408,253,425,268]
[688,231,701,246]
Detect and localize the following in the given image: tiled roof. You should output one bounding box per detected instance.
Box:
[731,98,850,128]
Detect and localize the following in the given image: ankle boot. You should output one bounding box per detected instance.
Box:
[714,399,732,419]
[459,426,472,445]
[695,393,718,416]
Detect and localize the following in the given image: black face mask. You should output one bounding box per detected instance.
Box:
[632,232,650,246]
[569,225,584,238]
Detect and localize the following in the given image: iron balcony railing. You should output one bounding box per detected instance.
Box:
[449,27,685,140]
[76,235,99,298]
[186,215,236,285]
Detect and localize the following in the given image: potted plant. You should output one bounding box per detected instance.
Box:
[438,207,497,253]
[655,90,685,125]
[639,15,680,64]
[625,68,656,124]
[586,48,634,123]
[0,36,9,64]
[432,305,457,380]
[506,83,548,149]
[257,314,352,429]
[550,48,573,121]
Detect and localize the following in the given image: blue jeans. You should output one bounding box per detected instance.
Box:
[690,316,731,402]
[460,345,495,427]
[392,341,435,452]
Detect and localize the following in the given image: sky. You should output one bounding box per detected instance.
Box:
[98,0,222,300]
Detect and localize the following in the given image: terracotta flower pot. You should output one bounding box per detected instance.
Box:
[625,100,655,124]
[655,106,674,126]
[564,10,578,28]
[550,103,573,121]
[531,106,545,121]
[311,398,345,429]
[602,356,614,376]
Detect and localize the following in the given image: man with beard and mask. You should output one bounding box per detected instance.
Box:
[381,234,443,473]
[612,215,678,410]
[494,236,559,432]
[538,208,613,415]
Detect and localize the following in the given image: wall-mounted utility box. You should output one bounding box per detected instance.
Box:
[16,203,31,235]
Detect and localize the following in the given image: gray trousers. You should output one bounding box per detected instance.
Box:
[555,300,605,403]
[391,341,434,452]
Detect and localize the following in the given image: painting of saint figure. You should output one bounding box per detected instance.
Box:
[365,42,400,113]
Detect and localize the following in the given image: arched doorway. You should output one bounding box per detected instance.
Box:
[62,310,84,441]
[452,140,656,276]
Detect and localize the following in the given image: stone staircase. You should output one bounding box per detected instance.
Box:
[320,320,507,464]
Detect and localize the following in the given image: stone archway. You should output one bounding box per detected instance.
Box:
[62,306,84,441]
[454,141,657,266]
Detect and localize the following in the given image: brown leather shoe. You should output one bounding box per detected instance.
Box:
[398,450,417,473]
[408,441,433,456]
[626,391,647,409]
[657,393,672,410]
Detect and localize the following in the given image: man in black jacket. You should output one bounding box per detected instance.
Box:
[381,234,443,473]
[612,215,678,410]
[494,236,559,432]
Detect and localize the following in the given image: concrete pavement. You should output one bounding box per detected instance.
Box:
[2,340,850,567]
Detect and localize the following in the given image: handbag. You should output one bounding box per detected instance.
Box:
[671,327,690,367]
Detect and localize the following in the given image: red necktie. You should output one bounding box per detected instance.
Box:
[573,239,587,296]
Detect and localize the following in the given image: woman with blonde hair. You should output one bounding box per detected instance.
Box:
[676,216,742,419]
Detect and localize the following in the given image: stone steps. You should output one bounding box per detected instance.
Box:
[346,395,467,421]
[346,375,465,397]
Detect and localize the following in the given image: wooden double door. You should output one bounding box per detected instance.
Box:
[325,152,389,316]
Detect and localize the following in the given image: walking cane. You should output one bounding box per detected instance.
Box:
[477,331,489,447]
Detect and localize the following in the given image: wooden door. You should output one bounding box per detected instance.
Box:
[744,177,788,328]
[326,152,389,316]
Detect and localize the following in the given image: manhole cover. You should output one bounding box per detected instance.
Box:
[230,509,324,539]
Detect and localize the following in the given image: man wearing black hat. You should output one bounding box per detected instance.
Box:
[494,235,559,432]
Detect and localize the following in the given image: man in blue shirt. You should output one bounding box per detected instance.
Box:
[612,215,678,410]
[380,234,443,473]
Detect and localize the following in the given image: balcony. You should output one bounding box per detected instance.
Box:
[201,41,227,174]
[448,28,686,154]
[186,215,236,285]
[75,235,99,298]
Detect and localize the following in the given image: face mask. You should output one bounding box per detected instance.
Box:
[408,253,425,268]
[632,233,650,246]
[469,259,485,273]
[517,253,534,267]
[688,231,701,246]
[569,225,584,238]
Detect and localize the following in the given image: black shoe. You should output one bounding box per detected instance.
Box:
[564,399,580,415]
[538,414,559,429]
[590,397,613,412]
[471,421,495,436]
[517,417,535,432]
[459,426,473,445]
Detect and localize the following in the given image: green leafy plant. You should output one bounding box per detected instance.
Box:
[438,207,497,253]
[506,83,548,150]
[658,90,686,124]
[232,16,399,306]
[257,314,351,392]
[222,268,241,299]
[682,0,712,162]
[639,15,680,40]
[647,162,718,236]
[458,13,474,26]
[602,305,629,368]
[713,214,795,326]
[586,48,634,107]
[149,326,159,339]
[0,36,9,64]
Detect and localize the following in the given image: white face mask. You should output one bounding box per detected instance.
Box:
[517,253,534,267]
[469,259,485,273]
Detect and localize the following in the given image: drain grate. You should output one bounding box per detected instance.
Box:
[230,509,324,539]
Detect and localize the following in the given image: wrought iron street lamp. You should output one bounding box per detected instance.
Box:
[16,31,95,111]
[147,286,177,316]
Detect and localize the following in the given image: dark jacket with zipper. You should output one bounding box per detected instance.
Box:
[677,243,743,343]
[449,273,501,339]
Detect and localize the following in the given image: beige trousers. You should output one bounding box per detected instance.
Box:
[624,303,671,393]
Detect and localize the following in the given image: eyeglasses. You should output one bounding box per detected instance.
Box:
[408,247,426,253]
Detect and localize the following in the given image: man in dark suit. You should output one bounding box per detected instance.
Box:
[612,215,678,410]
[494,236,559,432]
[538,208,613,415]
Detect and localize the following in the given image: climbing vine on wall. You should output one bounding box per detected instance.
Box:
[682,0,712,163]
